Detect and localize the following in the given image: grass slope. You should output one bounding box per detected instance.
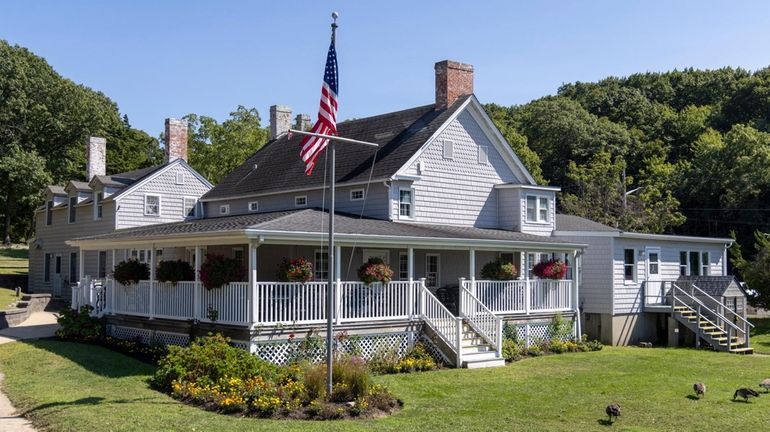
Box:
[750,317,770,354]
[0,247,28,276]
[1,341,770,431]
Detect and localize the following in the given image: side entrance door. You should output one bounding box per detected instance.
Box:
[645,247,662,304]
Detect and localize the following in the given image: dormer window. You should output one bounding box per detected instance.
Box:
[399,188,414,219]
[94,192,103,220]
[144,194,161,216]
[295,195,307,207]
[526,195,550,223]
[68,196,77,223]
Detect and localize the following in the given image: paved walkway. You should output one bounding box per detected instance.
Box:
[0,311,60,432]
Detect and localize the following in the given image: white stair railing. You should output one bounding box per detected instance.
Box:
[459,282,503,357]
[417,279,461,365]
[670,282,749,350]
[689,283,754,347]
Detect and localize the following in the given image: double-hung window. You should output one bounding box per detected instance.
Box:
[700,252,710,276]
[623,249,635,282]
[689,251,700,277]
[144,194,160,216]
[46,201,53,225]
[314,250,329,281]
[399,189,414,218]
[68,196,77,223]
[95,192,103,220]
[679,252,688,276]
[526,195,550,223]
[399,252,409,281]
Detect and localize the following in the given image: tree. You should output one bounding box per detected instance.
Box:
[731,231,770,308]
[0,146,51,244]
[185,106,269,184]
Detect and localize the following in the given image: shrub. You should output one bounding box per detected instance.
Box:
[112,259,150,285]
[548,313,574,341]
[152,333,277,392]
[199,254,245,290]
[156,259,195,284]
[480,259,518,280]
[357,257,394,285]
[56,305,103,340]
[367,343,439,374]
[303,356,371,402]
[577,335,604,352]
[532,259,567,279]
[277,257,313,282]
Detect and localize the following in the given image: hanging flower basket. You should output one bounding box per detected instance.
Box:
[156,260,195,285]
[357,257,394,286]
[112,259,150,285]
[199,254,245,290]
[532,259,567,280]
[480,259,518,280]
[277,257,313,283]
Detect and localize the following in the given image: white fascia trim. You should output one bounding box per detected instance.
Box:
[618,232,734,244]
[495,184,561,192]
[200,177,390,203]
[553,231,619,237]
[112,160,212,203]
[392,96,473,179]
[390,174,422,182]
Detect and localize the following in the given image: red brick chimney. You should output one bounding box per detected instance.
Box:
[165,118,188,162]
[435,60,474,110]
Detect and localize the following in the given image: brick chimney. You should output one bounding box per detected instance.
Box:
[269,105,292,140]
[435,60,474,110]
[294,113,311,131]
[165,118,188,162]
[86,136,106,181]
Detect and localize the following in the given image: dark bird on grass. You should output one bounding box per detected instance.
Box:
[760,379,770,393]
[693,382,706,398]
[605,403,621,423]
[733,388,760,402]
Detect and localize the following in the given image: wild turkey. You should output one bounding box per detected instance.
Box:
[760,379,770,393]
[733,387,760,402]
[693,382,706,398]
[605,403,621,423]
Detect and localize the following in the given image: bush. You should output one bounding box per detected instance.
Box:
[548,313,574,341]
[357,257,394,285]
[56,305,103,340]
[480,259,518,280]
[152,333,277,392]
[532,259,567,279]
[199,254,245,290]
[277,257,313,283]
[367,343,439,374]
[113,259,150,285]
[156,260,195,284]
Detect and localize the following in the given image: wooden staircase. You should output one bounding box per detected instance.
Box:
[460,321,505,368]
[669,283,754,354]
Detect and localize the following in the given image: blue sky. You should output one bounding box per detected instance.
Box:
[2,1,770,136]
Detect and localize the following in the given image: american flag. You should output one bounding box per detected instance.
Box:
[299,41,338,175]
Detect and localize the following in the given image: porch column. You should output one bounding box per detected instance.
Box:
[110,249,116,314]
[573,250,582,338]
[111,249,116,272]
[408,247,415,319]
[149,244,155,319]
[335,245,342,325]
[248,241,259,328]
[469,248,476,297]
[194,245,202,320]
[524,251,531,315]
[78,247,85,281]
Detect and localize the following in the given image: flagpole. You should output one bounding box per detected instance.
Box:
[326,11,339,399]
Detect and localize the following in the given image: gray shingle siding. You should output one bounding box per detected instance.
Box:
[556,234,614,314]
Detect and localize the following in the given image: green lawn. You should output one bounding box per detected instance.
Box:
[750,317,770,354]
[1,341,770,431]
[0,286,21,310]
[0,246,28,276]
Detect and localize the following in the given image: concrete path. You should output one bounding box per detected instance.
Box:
[0,311,60,431]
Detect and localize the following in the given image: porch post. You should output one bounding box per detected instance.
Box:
[194,245,201,320]
[408,247,415,319]
[524,251,531,315]
[149,244,155,320]
[110,249,116,314]
[78,247,85,281]
[248,240,259,353]
[469,248,476,297]
[335,245,342,325]
[573,250,582,339]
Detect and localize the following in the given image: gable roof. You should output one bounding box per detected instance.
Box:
[91,164,166,189]
[556,214,619,233]
[103,159,212,202]
[65,180,92,193]
[201,96,473,201]
[676,275,744,297]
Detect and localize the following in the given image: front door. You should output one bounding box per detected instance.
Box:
[645,247,662,304]
[425,254,440,288]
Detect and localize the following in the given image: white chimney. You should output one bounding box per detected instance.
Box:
[86,136,106,181]
[269,105,292,140]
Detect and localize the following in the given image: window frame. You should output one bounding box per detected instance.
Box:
[350,189,365,201]
[314,249,329,281]
[44,253,51,282]
[442,139,454,159]
[175,172,185,185]
[478,145,489,164]
[219,204,230,215]
[623,249,636,283]
[144,194,161,217]
[97,251,107,279]
[398,187,415,220]
[94,192,103,220]
[68,196,77,224]
[679,251,689,276]
[183,197,197,218]
[689,251,700,277]
[295,195,308,207]
[425,253,440,288]
[701,251,710,276]
[46,200,53,226]
[248,201,259,212]
[525,194,550,224]
[398,252,409,281]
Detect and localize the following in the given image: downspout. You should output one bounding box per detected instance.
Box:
[723,242,732,275]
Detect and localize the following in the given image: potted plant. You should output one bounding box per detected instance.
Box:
[480,259,518,280]
[199,254,245,290]
[532,259,567,280]
[156,260,195,285]
[112,259,150,285]
[277,257,314,283]
[357,257,394,286]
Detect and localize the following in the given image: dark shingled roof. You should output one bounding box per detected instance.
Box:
[201,96,472,201]
[555,214,619,233]
[676,275,744,297]
[95,164,165,188]
[73,208,576,245]
[47,185,66,196]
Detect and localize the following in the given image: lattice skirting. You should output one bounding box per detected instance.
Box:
[106,325,248,349]
[510,320,577,346]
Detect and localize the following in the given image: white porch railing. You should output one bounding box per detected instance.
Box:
[256,281,329,325]
[417,279,462,366]
[459,286,503,357]
[339,281,414,323]
[466,279,573,314]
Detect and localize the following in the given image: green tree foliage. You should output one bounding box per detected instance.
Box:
[0,145,51,244]
[731,231,770,308]
[185,106,269,184]
[0,40,161,242]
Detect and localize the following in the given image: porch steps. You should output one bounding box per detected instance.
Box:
[460,323,505,369]
[671,305,752,354]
